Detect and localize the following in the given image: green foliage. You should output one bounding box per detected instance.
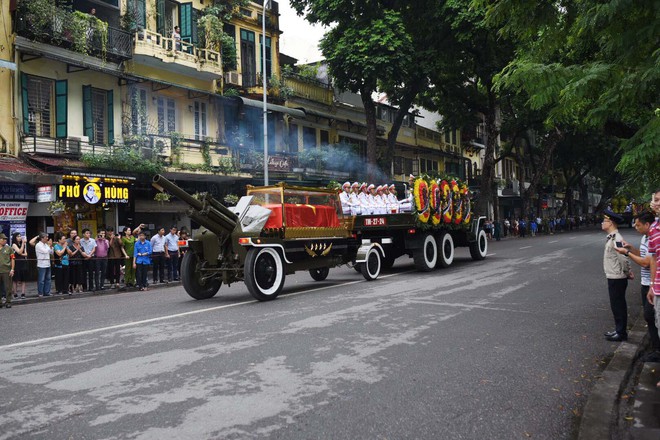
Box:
[217,156,237,174]
[267,76,294,100]
[154,192,171,203]
[169,132,183,165]
[223,194,240,205]
[201,137,213,169]
[81,146,164,175]
[198,1,247,71]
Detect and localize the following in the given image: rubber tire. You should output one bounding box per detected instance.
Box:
[181,251,221,300]
[360,247,381,281]
[413,233,437,272]
[244,247,286,301]
[309,267,330,281]
[469,229,488,260]
[437,232,455,268]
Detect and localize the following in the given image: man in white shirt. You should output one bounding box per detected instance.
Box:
[339,182,352,215]
[150,227,168,284]
[80,228,97,292]
[357,183,371,215]
[31,233,54,297]
[388,184,399,213]
[349,182,362,216]
[164,226,180,282]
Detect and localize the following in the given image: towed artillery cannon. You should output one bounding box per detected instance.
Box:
[152,175,385,301]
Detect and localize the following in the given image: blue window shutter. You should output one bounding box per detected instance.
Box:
[157,0,165,34]
[107,90,114,145]
[136,0,146,29]
[20,72,29,135]
[55,80,68,139]
[82,85,93,140]
[191,8,198,45]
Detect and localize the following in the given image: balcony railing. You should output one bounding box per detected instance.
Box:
[15,8,132,62]
[283,75,334,106]
[21,136,113,157]
[134,29,221,72]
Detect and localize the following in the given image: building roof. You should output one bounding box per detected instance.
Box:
[26,155,88,170]
[0,155,61,184]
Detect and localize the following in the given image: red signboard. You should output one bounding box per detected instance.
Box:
[364,217,387,227]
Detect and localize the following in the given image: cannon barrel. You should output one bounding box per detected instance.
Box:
[153,174,238,236]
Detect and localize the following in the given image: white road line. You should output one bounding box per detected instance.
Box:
[549,240,558,243]
[519,246,532,250]
[0,270,413,350]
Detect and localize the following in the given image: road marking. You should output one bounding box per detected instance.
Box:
[549,240,558,243]
[569,237,576,240]
[519,246,532,250]
[0,270,413,350]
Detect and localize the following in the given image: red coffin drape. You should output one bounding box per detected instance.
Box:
[264,204,340,229]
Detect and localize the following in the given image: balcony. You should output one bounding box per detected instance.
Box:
[133,30,222,79]
[22,136,113,157]
[283,75,334,106]
[15,6,132,62]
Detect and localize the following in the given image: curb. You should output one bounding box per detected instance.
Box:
[2,281,182,306]
[577,310,648,440]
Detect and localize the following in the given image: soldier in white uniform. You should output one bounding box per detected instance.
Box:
[399,174,415,212]
[339,181,352,215]
[357,183,371,215]
[374,186,387,214]
[349,182,362,215]
[388,184,399,213]
[366,184,378,214]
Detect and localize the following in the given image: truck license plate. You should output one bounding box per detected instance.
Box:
[364,217,386,226]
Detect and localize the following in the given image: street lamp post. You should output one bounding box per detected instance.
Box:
[262,0,269,185]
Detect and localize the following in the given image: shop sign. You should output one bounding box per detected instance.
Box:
[0,201,29,221]
[0,183,36,201]
[268,155,291,172]
[37,185,55,203]
[58,180,131,205]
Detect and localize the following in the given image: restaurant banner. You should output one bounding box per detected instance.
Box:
[58,179,131,205]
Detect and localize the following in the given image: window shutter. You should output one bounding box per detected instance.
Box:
[55,80,68,139]
[107,90,114,145]
[136,0,146,29]
[180,3,192,43]
[191,8,198,45]
[156,0,165,35]
[82,85,93,140]
[20,72,29,135]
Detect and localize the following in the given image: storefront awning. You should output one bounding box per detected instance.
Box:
[232,97,306,119]
[294,107,336,120]
[0,156,61,185]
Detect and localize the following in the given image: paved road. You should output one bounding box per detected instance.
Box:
[0,228,643,439]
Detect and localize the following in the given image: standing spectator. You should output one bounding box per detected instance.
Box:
[530,219,538,237]
[601,210,632,341]
[80,229,97,291]
[165,226,180,282]
[150,227,167,284]
[30,233,53,297]
[484,219,493,240]
[133,231,152,291]
[0,233,15,308]
[11,232,27,300]
[66,229,78,247]
[519,218,527,238]
[94,229,109,290]
[503,218,510,237]
[53,232,70,295]
[68,235,84,293]
[178,229,189,274]
[493,219,501,241]
[107,228,126,289]
[615,211,659,361]
[172,26,182,51]
[122,224,143,288]
[645,189,660,387]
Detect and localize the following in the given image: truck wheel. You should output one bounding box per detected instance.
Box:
[413,233,437,272]
[309,267,330,281]
[360,247,381,281]
[437,232,455,268]
[469,229,488,260]
[181,251,221,300]
[382,254,396,271]
[244,247,285,301]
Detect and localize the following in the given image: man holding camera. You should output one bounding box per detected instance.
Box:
[601,209,633,342]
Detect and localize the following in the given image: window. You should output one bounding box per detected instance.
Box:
[288,123,299,152]
[444,130,450,144]
[194,101,207,140]
[394,157,414,175]
[319,130,329,146]
[131,88,147,135]
[338,136,367,159]
[240,7,251,17]
[24,75,54,137]
[157,96,176,134]
[259,36,272,79]
[420,158,438,174]
[451,129,457,145]
[240,29,256,87]
[91,88,107,144]
[302,126,316,148]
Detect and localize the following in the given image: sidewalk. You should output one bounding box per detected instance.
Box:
[1,278,181,306]
[578,310,660,440]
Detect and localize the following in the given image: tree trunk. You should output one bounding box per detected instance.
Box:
[478,97,500,218]
[386,86,420,174]
[361,86,379,181]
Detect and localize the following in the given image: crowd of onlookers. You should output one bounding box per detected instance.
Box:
[482,215,601,240]
[0,225,190,306]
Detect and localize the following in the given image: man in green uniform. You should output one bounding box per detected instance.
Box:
[0,233,15,308]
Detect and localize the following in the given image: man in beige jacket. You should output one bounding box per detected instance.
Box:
[601,209,633,341]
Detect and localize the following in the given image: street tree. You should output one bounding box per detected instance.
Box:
[484,0,660,194]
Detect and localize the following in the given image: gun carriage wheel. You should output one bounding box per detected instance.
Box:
[181,251,222,299]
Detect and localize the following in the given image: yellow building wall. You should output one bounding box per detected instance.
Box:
[19,61,122,143]
[0,0,15,154]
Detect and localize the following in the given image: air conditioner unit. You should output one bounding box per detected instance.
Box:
[151,136,172,157]
[224,71,240,86]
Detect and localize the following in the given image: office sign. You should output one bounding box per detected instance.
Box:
[0,202,29,221]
